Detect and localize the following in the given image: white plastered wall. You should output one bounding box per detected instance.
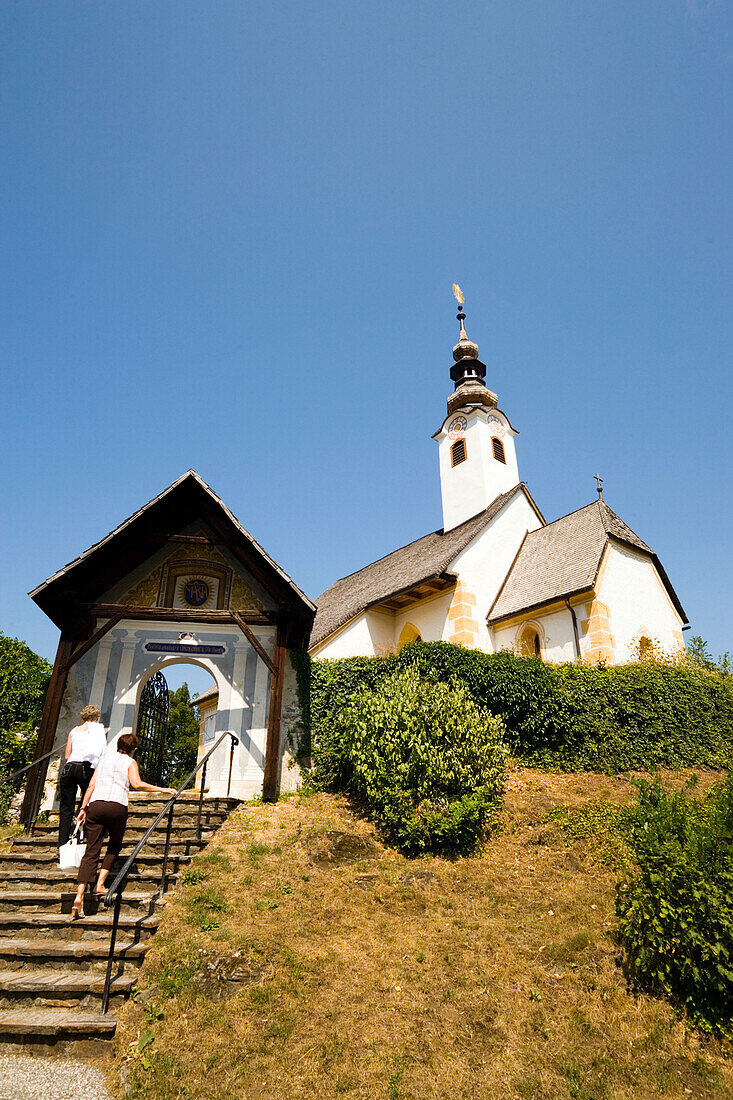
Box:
[451,491,544,651]
[278,653,306,793]
[311,611,389,659]
[597,542,685,662]
[393,590,455,646]
[491,605,579,663]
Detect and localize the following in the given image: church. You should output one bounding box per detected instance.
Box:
[311,297,688,664]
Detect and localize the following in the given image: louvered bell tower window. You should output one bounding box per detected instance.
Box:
[492,437,506,464]
[451,438,467,467]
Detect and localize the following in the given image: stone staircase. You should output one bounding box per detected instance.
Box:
[0,791,238,1055]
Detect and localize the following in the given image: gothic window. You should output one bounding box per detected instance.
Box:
[451,439,467,466]
[492,437,506,464]
[519,626,542,659]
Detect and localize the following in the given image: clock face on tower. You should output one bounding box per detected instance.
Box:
[448,416,467,439]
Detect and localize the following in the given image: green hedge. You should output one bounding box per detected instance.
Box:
[307,642,733,774]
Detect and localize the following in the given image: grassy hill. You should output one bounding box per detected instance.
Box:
[109,769,732,1100]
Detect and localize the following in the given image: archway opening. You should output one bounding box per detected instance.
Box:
[518,626,542,659]
[136,662,217,786]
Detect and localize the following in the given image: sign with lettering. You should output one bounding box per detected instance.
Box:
[144,642,226,656]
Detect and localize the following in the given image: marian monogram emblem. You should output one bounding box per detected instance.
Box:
[183,577,210,607]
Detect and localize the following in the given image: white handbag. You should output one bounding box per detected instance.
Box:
[59,824,86,870]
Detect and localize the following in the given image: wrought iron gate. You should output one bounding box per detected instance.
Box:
[135,670,170,784]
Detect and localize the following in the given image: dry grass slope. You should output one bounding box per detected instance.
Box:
[110,769,732,1100]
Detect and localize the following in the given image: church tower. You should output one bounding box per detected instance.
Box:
[433,291,519,532]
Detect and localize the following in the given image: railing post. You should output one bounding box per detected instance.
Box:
[160,802,175,894]
[28,763,43,835]
[196,761,208,843]
[101,890,122,1015]
[227,734,236,799]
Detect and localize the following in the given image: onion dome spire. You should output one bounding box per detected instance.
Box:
[446,285,494,413]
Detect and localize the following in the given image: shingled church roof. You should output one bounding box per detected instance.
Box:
[311,484,543,648]
[488,499,687,624]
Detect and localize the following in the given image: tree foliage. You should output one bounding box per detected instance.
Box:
[163,683,201,786]
[0,631,52,822]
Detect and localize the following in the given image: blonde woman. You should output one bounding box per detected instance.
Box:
[58,705,107,848]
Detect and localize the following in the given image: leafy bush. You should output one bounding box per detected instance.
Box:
[310,642,733,775]
[313,665,507,855]
[0,632,51,824]
[616,775,733,1037]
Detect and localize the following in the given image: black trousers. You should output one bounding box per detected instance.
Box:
[58,761,94,846]
[77,801,128,886]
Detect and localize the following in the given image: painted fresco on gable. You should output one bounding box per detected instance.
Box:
[120,566,163,608]
[114,541,264,612]
[229,571,264,612]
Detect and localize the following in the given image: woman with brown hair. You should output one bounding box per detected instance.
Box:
[70,733,175,919]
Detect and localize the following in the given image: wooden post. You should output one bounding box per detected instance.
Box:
[20,632,74,825]
[262,625,286,802]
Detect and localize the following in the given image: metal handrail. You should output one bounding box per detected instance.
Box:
[5,742,66,783]
[4,742,68,832]
[99,730,238,1013]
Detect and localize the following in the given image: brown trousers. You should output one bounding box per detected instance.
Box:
[77,800,128,885]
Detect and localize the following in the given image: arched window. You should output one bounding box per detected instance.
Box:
[397,623,422,650]
[451,438,467,467]
[492,437,506,464]
[638,636,654,660]
[518,626,542,659]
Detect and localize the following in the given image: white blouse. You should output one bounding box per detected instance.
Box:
[90,751,133,808]
[67,721,107,768]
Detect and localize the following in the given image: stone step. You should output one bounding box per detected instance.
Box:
[0,891,161,916]
[0,851,192,874]
[0,912,159,942]
[24,824,215,842]
[10,834,210,855]
[0,970,135,1011]
[0,871,177,893]
[45,807,229,828]
[0,937,148,972]
[128,792,238,804]
[0,1008,117,1054]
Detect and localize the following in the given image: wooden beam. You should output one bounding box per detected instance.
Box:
[147,535,236,546]
[90,604,274,625]
[230,610,277,677]
[262,624,286,802]
[59,612,124,674]
[20,633,74,825]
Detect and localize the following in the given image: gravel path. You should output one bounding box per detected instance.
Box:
[0,1054,113,1100]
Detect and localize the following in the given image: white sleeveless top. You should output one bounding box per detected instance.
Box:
[67,722,107,767]
[90,751,133,808]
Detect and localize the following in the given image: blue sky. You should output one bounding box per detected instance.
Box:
[1,1,732,677]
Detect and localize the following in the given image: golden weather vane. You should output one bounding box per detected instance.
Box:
[452,283,465,306]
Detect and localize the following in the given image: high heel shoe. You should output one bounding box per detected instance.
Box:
[70,901,85,920]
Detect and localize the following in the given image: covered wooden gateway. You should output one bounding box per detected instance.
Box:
[22,470,315,821]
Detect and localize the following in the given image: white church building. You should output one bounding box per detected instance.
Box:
[311,303,688,664]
